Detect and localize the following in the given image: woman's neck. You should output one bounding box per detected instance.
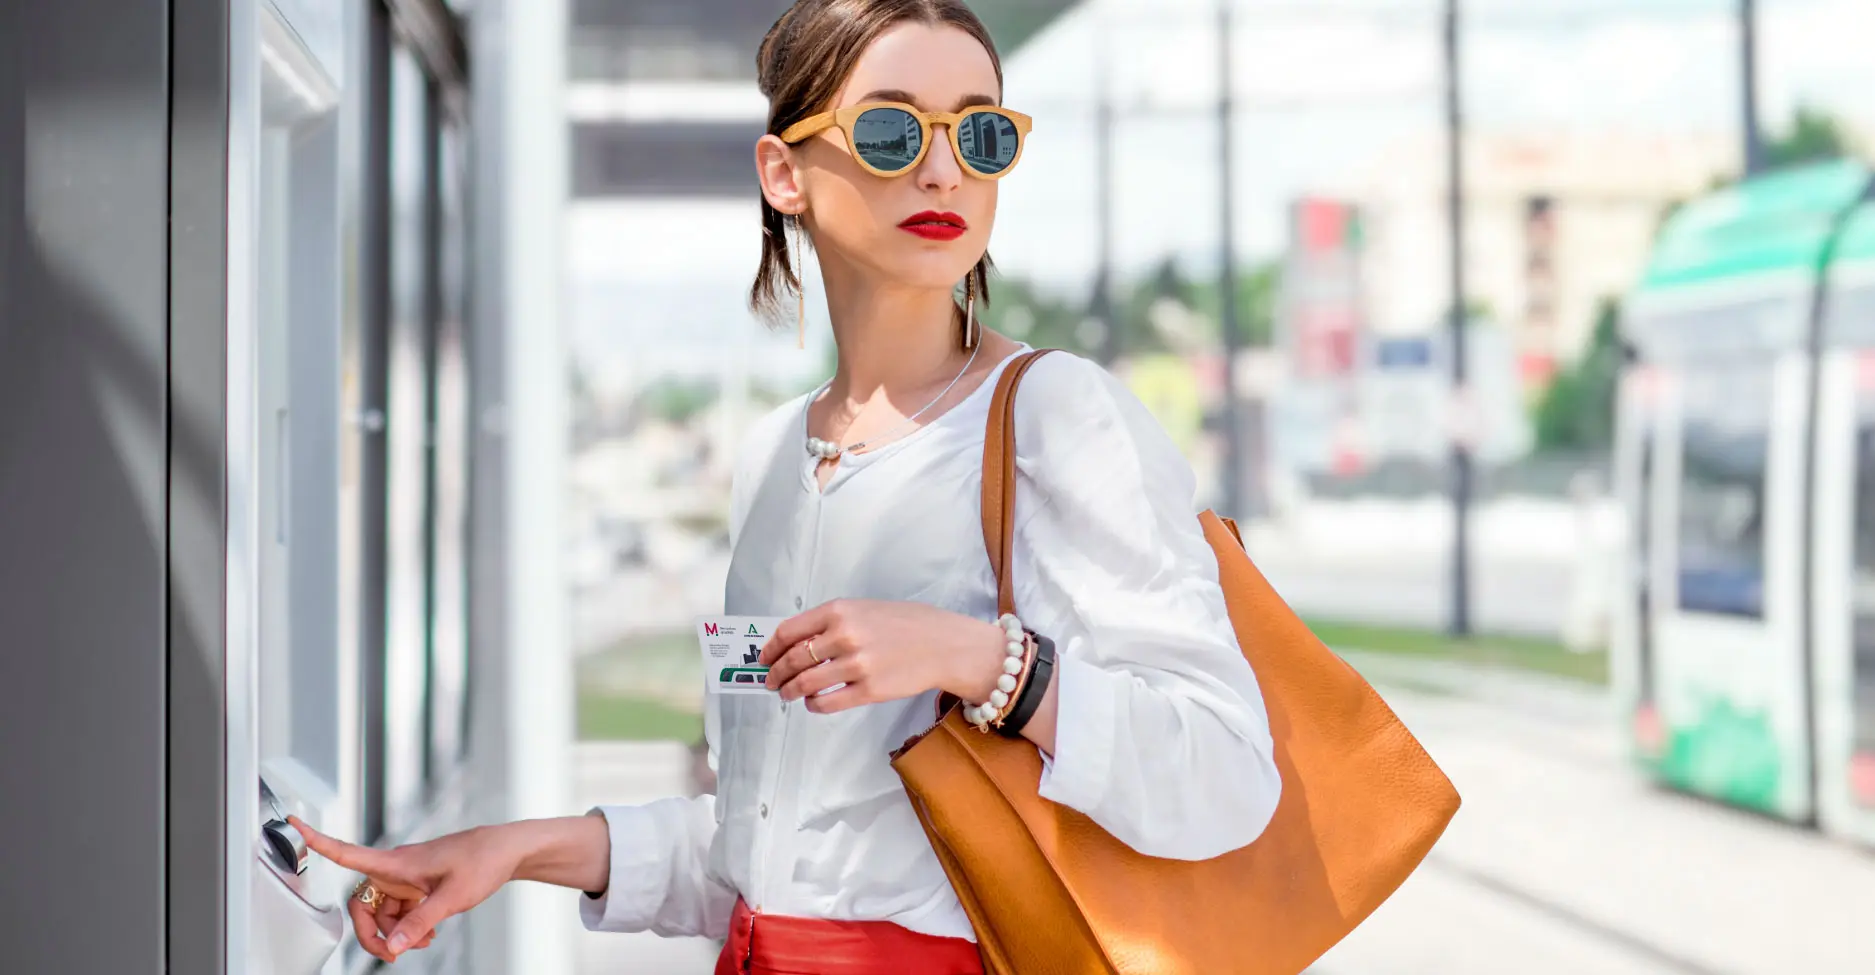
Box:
[819,260,969,401]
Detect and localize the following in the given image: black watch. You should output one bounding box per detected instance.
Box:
[996,631,1055,738]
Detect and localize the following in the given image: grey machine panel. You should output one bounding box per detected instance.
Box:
[0,0,173,971]
[169,0,233,970]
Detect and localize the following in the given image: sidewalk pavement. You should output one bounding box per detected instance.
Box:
[1316,663,1875,974]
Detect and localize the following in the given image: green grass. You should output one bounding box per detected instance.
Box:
[576,629,706,741]
[578,691,705,742]
[1304,618,1609,685]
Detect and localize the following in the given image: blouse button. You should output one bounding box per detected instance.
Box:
[760,803,769,819]
[794,596,803,609]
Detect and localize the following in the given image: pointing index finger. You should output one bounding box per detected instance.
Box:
[289,816,396,878]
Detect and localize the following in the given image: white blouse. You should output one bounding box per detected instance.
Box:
[580,348,1281,942]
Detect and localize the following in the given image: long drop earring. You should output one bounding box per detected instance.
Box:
[793,220,807,350]
[962,274,980,350]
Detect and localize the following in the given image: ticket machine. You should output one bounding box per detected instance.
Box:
[0,1,496,972]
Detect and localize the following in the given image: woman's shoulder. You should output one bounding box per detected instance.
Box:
[1010,350,1158,449]
[1009,349,1196,498]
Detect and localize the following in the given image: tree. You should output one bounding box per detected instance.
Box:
[1764,105,1856,171]
[1175,260,1279,350]
[976,275,1102,356]
[1656,106,1860,239]
[1533,297,1623,452]
[637,376,718,426]
[977,258,1280,361]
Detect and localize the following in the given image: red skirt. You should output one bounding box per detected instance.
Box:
[714,897,984,975]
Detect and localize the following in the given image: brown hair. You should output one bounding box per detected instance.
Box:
[750,0,1002,327]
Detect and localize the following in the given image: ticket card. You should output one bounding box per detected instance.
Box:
[696,616,786,695]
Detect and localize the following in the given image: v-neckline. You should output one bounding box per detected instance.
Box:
[801,345,1030,496]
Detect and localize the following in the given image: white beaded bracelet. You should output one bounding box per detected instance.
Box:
[965,613,1031,730]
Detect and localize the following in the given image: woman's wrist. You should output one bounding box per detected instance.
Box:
[943,614,1012,703]
[504,814,612,894]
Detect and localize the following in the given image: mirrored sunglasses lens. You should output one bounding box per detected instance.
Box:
[957,112,1020,175]
[853,107,923,172]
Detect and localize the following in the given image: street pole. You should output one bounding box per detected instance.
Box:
[1443,0,1472,637]
[1740,0,1764,175]
[1218,0,1244,518]
[1093,13,1119,365]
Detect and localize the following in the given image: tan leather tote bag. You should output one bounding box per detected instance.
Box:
[891,349,1461,975]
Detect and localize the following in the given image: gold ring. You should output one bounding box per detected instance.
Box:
[807,639,821,665]
[353,879,386,910]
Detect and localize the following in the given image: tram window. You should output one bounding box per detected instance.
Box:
[1675,366,1770,618]
[1851,423,1875,767]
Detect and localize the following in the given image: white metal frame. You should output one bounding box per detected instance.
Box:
[225,1,262,966]
[1812,347,1875,845]
[492,0,577,966]
[1609,364,1660,749]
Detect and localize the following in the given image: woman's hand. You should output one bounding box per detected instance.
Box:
[291,817,528,963]
[759,599,1007,713]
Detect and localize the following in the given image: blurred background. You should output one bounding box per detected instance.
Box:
[562,1,1875,973]
[7,0,1873,973]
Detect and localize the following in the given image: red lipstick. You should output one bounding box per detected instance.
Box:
[898,210,968,241]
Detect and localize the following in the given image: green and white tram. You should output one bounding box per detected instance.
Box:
[1615,159,1875,839]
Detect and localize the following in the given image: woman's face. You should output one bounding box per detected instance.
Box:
[779,22,1002,292]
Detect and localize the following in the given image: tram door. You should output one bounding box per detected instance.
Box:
[1613,366,1664,758]
[1648,350,1815,822]
[1810,213,1875,847]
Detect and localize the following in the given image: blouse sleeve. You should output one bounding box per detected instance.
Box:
[578,792,735,938]
[1008,353,1281,861]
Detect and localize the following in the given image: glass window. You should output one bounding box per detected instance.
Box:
[429,121,472,775]
[382,42,436,837]
[1675,364,1771,618]
[256,128,296,767]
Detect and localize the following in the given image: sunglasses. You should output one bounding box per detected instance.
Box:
[780,102,1033,179]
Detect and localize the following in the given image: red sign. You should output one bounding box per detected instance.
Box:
[1283,197,1364,382]
[1519,352,1557,389]
[1852,751,1875,808]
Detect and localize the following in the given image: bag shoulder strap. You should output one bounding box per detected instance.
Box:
[935,348,1058,722]
[979,348,1059,618]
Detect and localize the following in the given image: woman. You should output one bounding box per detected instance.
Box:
[296,1,1281,971]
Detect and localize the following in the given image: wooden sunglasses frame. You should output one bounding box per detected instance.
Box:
[779,102,1033,180]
